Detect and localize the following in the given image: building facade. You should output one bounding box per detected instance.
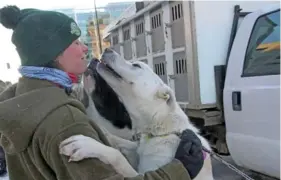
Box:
[53,2,133,60]
[87,21,111,59]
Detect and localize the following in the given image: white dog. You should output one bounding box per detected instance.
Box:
[60,49,214,180]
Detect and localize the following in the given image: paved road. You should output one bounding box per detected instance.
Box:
[0,156,278,180]
[212,156,278,180]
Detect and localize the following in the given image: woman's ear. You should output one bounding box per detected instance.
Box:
[54,54,65,70]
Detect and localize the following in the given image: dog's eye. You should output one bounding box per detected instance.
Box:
[132,63,141,68]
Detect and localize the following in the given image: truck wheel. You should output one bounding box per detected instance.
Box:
[215,139,229,155]
[189,118,230,155]
[213,125,230,155]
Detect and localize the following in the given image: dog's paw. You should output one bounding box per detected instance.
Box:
[59,135,108,162]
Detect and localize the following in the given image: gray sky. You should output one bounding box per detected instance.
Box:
[0,0,133,9]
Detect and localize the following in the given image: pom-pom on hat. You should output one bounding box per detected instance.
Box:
[0,5,81,66]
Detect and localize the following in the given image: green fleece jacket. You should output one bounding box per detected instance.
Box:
[0,77,191,180]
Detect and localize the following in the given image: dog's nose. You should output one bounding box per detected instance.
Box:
[104,48,113,54]
[88,58,99,70]
[84,58,100,76]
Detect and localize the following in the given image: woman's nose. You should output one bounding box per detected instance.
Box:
[82,43,88,53]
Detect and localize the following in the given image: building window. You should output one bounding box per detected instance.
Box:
[154,62,166,76]
[171,3,183,21]
[136,21,144,36]
[175,58,187,74]
[123,29,130,41]
[151,13,162,29]
[113,34,119,45]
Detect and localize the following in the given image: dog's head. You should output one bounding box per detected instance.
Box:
[97,48,178,131]
[80,58,132,129]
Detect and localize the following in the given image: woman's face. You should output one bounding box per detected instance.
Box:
[57,39,88,75]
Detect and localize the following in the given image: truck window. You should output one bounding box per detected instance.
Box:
[243,10,280,77]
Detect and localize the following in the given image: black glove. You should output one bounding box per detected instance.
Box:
[175,129,204,179]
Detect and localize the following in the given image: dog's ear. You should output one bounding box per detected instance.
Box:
[156,90,170,101]
[156,85,173,104]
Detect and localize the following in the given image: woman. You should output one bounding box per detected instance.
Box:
[0,5,204,180]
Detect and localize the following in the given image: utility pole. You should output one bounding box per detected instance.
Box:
[94,0,103,55]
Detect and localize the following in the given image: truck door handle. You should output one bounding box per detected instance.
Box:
[232,91,242,111]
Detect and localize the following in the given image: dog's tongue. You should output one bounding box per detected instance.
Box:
[202,150,207,160]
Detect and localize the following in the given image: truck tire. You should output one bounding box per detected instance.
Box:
[189,118,230,155]
[212,125,229,155]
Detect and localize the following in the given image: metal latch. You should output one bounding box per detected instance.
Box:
[168,74,176,79]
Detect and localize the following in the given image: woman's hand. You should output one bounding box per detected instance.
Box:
[175,129,204,179]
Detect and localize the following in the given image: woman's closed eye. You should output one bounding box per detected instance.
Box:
[132,63,141,68]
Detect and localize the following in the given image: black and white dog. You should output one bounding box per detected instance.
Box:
[73,58,134,139]
[61,50,214,179]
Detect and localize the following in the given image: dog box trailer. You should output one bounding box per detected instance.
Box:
[104,1,280,178]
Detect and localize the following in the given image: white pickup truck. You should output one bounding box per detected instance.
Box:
[221,4,280,179]
[181,2,280,178]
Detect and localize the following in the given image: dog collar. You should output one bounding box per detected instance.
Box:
[132,132,208,160]
[132,131,182,142]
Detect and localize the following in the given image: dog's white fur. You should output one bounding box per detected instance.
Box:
[60,50,214,179]
[73,74,134,140]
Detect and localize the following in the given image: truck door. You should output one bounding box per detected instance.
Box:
[224,7,280,178]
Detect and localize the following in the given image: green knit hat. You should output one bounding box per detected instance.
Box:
[0,5,81,66]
